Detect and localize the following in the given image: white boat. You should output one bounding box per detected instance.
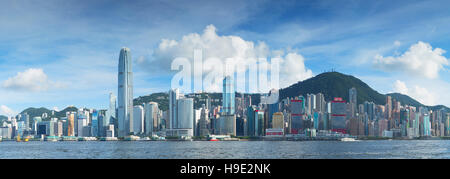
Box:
[340,137,358,142]
[124,135,140,141]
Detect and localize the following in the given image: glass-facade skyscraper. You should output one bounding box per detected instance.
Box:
[169,89,181,129]
[91,110,99,137]
[118,47,133,137]
[177,98,194,129]
[222,76,235,115]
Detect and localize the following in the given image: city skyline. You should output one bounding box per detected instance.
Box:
[1,0,450,117]
[0,54,449,143]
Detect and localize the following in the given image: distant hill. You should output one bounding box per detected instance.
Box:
[20,107,52,119]
[134,92,169,111]
[19,106,78,120]
[279,72,385,105]
[386,93,422,107]
[279,71,449,113]
[0,115,7,120]
[0,115,7,125]
[387,93,449,112]
[54,106,78,118]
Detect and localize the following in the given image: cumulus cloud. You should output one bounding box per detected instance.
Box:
[0,105,16,117]
[140,24,313,92]
[2,68,65,92]
[374,41,449,79]
[393,80,408,95]
[280,53,313,87]
[393,80,437,106]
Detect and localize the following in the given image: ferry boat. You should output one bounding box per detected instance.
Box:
[82,137,98,141]
[208,136,219,141]
[209,138,219,141]
[61,136,78,141]
[99,137,119,141]
[45,136,59,142]
[124,135,140,141]
[340,137,358,142]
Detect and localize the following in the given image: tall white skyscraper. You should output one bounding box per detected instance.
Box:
[77,115,87,137]
[118,47,134,137]
[133,105,144,134]
[144,102,158,135]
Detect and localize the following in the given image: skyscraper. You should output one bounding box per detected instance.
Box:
[67,112,75,136]
[290,96,306,134]
[331,97,347,133]
[272,112,284,129]
[144,102,158,135]
[91,110,99,137]
[246,106,257,136]
[77,114,87,137]
[169,89,181,129]
[255,110,265,136]
[118,47,134,137]
[316,93,326,113]
[133,105,144,134]
[198,106,210,136]
[349,87,357,118]
[222,76,235,115]
[176,98,194,136]
[105,93,116,126]
[386,96,392,119]
[221,76,236,136]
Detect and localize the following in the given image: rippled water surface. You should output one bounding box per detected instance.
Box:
[1,140,450,159]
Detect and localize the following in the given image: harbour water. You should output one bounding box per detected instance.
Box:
[1,140,450,159]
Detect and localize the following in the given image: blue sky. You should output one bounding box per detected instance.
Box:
[0,0,449,116]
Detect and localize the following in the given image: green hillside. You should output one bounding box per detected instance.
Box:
[279,72,385,105]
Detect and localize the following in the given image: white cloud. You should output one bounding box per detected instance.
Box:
[280,53,313,87]
[392,80,437,106]
[374,41,449,79]
[141,24,313,92]
[0,105,16,117]
[2,68,65,92]
[393,80,408,94]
